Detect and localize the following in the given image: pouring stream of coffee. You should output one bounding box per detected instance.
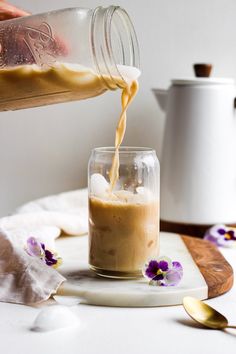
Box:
[109,78,139,191]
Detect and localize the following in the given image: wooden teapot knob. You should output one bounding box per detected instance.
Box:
[193,63,212,77]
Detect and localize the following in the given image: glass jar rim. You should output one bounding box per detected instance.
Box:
[92,146,156,154]
[91,5,140,89]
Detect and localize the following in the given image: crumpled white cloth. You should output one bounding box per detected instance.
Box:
[0,189,88,304]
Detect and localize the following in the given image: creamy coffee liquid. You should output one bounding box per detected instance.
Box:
[0,63,108,110]
[0,62,139,111]
[89,192,159,276]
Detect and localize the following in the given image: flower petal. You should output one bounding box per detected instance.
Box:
[152,273,164,281]
[157,256,172,269]
[158,260,169,272]
[217,228,226,235]
[142,260,159,279]
[165,268,183,286]
[204,233,219,246]
[26,237,43,257]
[44,249,58,266]
[172,261,183,272]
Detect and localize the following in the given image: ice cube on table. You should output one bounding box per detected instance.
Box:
[32,305,80,332]
[90,173,109,198]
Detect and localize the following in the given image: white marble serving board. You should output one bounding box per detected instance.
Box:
[56,232,208,307]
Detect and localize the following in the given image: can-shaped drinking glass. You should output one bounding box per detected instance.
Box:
[88,147,160,278]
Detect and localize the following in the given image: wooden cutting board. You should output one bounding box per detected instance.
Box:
[56,232,233,307]
[181,235,233,298]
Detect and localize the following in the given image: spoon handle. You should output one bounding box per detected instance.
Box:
[226,325,236,329]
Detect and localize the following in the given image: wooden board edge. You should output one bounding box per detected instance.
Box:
[161,220,236,238]
[181,235,234,298]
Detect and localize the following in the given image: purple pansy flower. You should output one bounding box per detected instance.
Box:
[204,224,236,248]
[26,237,62,268]
[143,256,183,286]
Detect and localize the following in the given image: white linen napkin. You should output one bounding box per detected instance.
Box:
[0,189,88,304]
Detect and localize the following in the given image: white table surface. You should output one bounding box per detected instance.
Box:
[0,236,236,354]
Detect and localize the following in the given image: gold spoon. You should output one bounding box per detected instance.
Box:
[183,296,236,329]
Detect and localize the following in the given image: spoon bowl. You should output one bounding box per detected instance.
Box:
[183,296,228,329]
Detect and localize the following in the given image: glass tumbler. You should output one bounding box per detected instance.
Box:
[88,147,160,278]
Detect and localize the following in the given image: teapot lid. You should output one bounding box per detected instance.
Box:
[172,63,235,85]
[172,78,234,85]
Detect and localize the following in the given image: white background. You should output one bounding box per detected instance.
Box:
[1,0,236,216]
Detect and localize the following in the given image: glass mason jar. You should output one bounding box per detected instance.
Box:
[88,147,160,279]
[0,6,140,111]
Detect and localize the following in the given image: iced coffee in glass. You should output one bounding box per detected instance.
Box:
[88,147,160,278]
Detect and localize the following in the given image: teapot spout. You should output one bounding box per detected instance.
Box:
[152,88,168,112]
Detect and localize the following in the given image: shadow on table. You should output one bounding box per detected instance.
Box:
[176,319,236,337]
[175,318,210,329]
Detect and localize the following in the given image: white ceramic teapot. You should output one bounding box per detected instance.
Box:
[153,64,236,236]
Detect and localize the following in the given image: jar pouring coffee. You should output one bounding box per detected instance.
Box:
[0,6,140,110]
